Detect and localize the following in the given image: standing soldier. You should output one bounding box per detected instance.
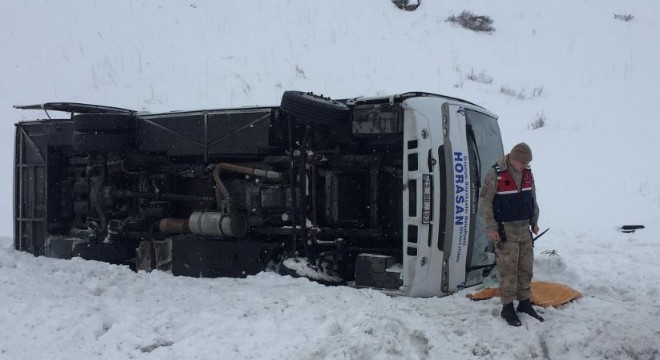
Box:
[479,142,543,326]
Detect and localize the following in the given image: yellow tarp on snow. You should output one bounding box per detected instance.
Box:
[466,281,582,307]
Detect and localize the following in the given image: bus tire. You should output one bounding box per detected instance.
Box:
[280,91,350,126]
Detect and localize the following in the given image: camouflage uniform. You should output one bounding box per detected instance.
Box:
[479,155,539,305]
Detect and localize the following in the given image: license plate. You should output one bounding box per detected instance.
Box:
[422,174,432,224]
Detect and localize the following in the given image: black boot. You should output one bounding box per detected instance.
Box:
[501,302,522,326]
[517,299,544,322]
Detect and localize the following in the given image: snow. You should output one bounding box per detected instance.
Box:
[1,0,660,359]
[282,257,342,283]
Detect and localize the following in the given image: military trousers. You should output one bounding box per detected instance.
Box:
[494,222,534,305]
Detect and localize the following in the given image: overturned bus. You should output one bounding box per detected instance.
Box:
[13,91,504,297]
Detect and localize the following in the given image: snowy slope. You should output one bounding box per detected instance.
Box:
[1,1,660,359]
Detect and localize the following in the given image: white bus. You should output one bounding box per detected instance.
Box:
[14,91,503,297]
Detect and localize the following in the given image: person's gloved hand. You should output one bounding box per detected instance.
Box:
[531,224,540,235]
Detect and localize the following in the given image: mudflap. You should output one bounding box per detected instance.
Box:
[170,235,284,278]
[44,236,86,259]
[73,241,138,265]
[136,239,173,272]
[354,253,402,289]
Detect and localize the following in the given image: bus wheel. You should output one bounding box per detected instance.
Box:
[280,91,350,126]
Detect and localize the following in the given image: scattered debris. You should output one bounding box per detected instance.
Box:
[529,112,546,130]
[391,0,420,11]
[620,225,645,233]
[446,11,495,33]
[614,14,634,22]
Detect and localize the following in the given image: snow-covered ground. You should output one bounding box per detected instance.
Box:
[1,1,659,359]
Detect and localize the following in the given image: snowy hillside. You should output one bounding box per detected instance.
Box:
[1,1,660,359]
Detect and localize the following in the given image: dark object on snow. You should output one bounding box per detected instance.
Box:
[532,228,550,244]
[517,298,544,322]
[446,11,495,33]
[620,225,645,233]
[391,0,420,11]
[501,303,522,327]
[614,14,634,22]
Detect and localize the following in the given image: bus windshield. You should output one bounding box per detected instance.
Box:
[465,109,504,283]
